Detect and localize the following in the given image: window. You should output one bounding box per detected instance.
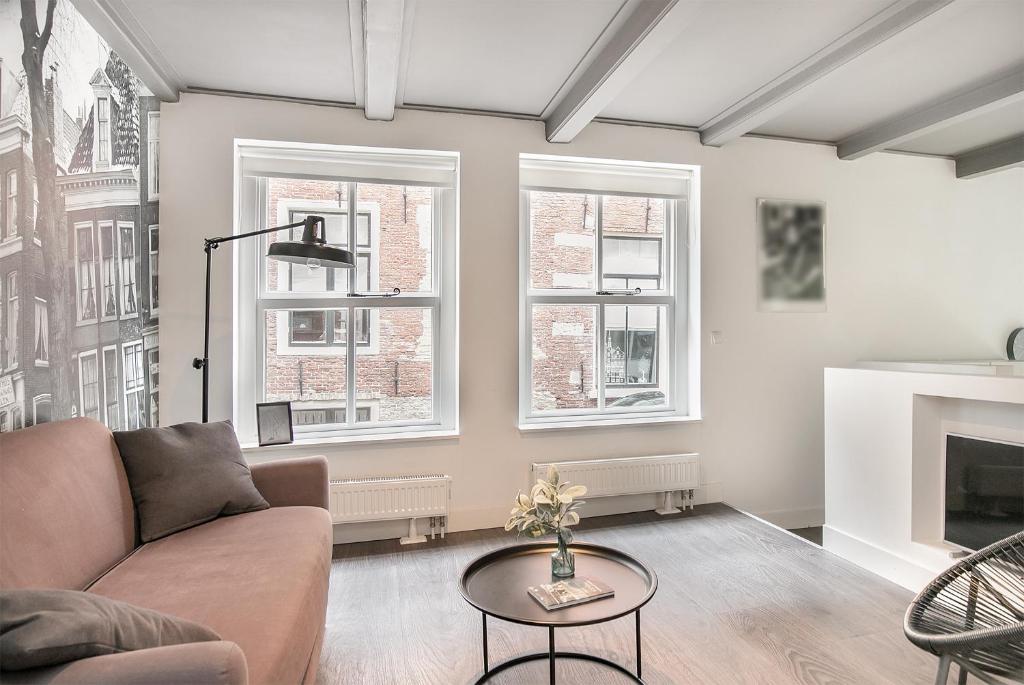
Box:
[97,97,110,164]
[123,341,145,429]
[119,223,137,316]
[147,112,159,200]
[5,271,17,369]
[148,225,159,315]
[75,223,97,322]
[5,170,16,239]
[31,180,37,234]
[99,222,117,319]
[78,351,99,419]
[147,347,159,426]
[519,154,700,428]
[33,394,51,425]
[34,297,47,365]
[235,141,458,444]
[102,346,120,430]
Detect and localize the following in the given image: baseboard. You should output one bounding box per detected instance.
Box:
[822,525,945,592]
[331,482,725,545]
[748,506,824,530]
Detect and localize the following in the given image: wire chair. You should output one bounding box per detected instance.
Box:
[904,530,1024,685]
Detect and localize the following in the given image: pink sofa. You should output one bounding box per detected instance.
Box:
[0,418,333,685]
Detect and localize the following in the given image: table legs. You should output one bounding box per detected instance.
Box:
[475,611,644,684]
[481,613,488,674]
[549,626,556,684]
[636,610,642,680]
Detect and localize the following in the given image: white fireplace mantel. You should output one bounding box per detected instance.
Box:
[823,362,1024,591]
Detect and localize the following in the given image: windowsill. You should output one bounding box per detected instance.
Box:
[519,414,701,432]
[240,427,459,452]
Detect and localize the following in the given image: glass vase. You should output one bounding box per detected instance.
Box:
[551,528,575,578]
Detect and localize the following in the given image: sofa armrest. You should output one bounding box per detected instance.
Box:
[1,641,248,685]
[250,455,329,510]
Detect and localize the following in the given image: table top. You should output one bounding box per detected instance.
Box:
[459,542,657,627]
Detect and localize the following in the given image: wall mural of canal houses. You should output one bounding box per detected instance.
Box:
[0,0,160,432]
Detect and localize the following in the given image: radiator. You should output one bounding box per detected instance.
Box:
[329,475,450,544]
[532,453,701,515]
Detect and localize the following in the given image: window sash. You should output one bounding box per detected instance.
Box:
[236,149,457,443]
[6,170,17,238]
[520,183,692,424]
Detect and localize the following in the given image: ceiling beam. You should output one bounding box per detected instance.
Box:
[544,0,701,144]
[70,0,181,102]
[361,0,406,121]
[838,69,1024,160]
[955,136,1024,179]
[699,0,955,147]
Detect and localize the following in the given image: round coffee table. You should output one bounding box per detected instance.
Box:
[459,542,657,684]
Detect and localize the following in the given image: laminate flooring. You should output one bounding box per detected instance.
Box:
[318,503,938,684]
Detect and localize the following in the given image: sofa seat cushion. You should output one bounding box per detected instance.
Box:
[86,507,332,685]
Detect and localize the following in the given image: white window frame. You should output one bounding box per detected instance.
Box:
[518,154,701,430]
[78,350,100,420]
[123,340,145,429]
[74,221,98,324]
[96,97,110,165]
[147,112,160,201]
[101,344,120,430]
[32,393,51,425]
[118,222,138,319]
[233,140,459,446]
[5,271,18,370]
[148,225,159,317]
[34,296,48,367]
[146,346,159,426]
[5,170,16,239]
[98,221,118,321]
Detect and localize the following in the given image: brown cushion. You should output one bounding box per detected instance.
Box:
[113,421,269,543]
[0,589,221,671]
[88,507,333,685]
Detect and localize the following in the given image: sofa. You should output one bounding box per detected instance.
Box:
[0,417,333,684]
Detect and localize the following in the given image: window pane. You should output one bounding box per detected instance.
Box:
[530,191,595,290]
[355,307,432,423]
[356,183,432,293]
[264,179,350,293]
[604,305,668,409]
[531,305,597,412]
[290,311,327,344]
[265,310,347,412]
[600,195,664,290]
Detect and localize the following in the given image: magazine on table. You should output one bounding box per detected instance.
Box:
[527,577,614,611]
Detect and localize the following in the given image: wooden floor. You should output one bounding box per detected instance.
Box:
[318,504,939,684]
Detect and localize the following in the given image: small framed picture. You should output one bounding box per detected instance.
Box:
[756,198,826,312]
[256,401,293,446]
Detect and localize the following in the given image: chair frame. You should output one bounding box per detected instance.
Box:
[904,531,1024,685]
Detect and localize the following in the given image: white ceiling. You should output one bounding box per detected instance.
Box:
[87,0,1024,172]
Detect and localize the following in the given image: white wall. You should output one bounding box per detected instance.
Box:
[159,93,1024,540]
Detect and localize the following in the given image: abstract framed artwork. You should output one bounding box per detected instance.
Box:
[756,198,826,312]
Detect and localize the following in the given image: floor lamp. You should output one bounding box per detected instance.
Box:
[193,215,354,422]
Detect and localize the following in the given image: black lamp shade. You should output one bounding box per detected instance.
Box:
[266,215,355,268]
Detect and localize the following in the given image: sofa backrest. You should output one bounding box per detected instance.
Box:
[0,417,137,590]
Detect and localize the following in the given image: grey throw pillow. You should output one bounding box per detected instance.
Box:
[0,589,221,671]
[113,421,269,542]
